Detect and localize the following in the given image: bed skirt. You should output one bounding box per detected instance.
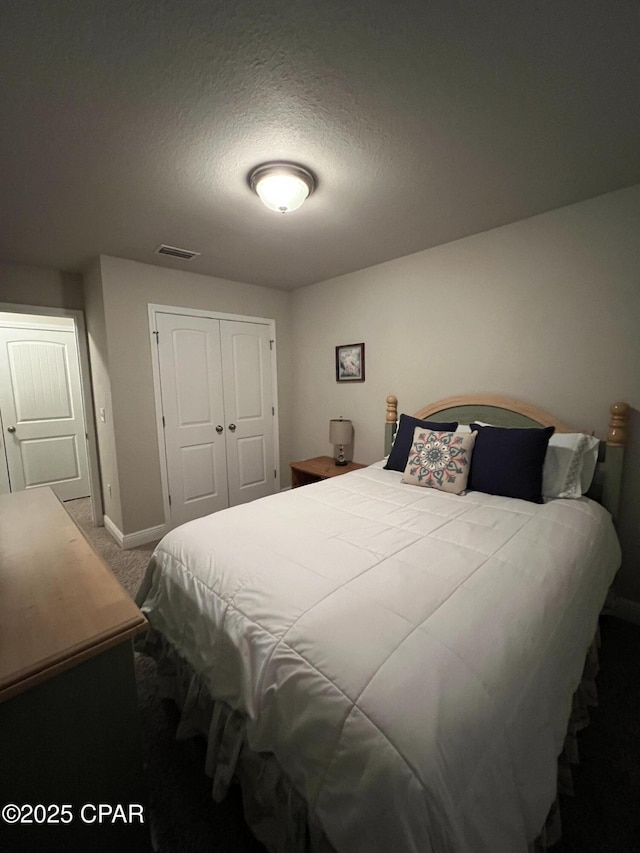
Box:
[138,626,601,853]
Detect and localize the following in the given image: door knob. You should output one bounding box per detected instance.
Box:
[7,426,16,433]
[215,425,223,433]
[228,423,236,432]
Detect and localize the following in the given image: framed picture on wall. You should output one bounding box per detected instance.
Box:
[336,343,365,382]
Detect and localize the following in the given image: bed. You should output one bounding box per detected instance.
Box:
[136,394,628,853]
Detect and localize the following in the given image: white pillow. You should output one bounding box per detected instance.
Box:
[542,433,599,498]
[579,436,600,494]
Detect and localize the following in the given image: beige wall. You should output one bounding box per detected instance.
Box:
[94,255,292,535]
[291,184,640,597]
[0,263,83,310]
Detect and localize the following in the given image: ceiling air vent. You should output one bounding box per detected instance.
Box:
[155,244,201,261]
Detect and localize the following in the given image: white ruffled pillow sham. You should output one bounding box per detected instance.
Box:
[456,423,599,498]
[542,432,599,498]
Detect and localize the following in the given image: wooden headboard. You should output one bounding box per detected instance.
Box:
[384,394,629,523]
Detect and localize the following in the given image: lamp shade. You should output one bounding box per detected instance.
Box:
[255,173,309,213]
[329,418,353,446]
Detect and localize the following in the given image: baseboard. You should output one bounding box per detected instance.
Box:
[603,595,640,625]
[103,514,166,550]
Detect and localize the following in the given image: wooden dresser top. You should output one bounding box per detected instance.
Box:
[0,487,147,702]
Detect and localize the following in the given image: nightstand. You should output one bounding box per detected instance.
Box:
[290,455,367,488]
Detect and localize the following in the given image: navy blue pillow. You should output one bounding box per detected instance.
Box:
[468,424,555,503]
[384,414,458,472]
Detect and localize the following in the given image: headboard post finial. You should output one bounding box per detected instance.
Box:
[384,396,398,457]
[607,402,629,448]
[386,395,398,424]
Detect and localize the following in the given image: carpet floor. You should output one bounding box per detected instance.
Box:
[66,497,640,853]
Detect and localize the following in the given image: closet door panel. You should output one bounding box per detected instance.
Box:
[221,321,275,506]
[156,313,229,525]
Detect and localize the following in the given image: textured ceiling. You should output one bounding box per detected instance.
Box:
[1,0,639,290]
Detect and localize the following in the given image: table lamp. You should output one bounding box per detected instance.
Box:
[329,418,353,466]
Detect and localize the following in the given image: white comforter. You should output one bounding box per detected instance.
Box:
[137,463,620,853]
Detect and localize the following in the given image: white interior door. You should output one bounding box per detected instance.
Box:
[156,312,229,526]
[0,327,91,500]
[221,320,276,506]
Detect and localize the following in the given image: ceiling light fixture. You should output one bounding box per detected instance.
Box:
[248,162,316,214]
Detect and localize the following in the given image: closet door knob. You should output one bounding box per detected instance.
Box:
[215,425,223,434]
[228,423,236,432]
[7,426,16,433]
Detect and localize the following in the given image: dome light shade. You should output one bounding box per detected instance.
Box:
[249,162,316,213]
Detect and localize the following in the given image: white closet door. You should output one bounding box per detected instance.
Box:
[156,312,229,526]
[0,327,90,500]
[221,320,276,506]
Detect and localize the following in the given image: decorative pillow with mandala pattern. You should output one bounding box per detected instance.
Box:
[402,428,477,494]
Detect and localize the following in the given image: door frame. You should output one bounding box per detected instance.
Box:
[148,303,280,530]
[0,302,103,525]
